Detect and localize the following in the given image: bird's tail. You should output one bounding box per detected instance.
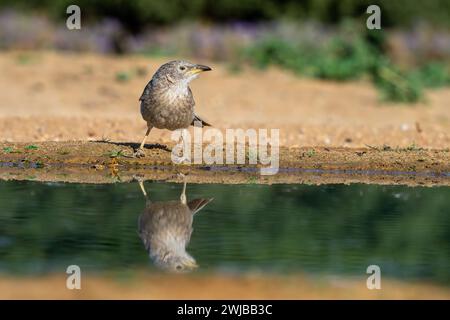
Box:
[188,198,214,215]
[191,114,212,127]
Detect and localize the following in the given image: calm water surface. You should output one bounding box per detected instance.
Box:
[0,180,448,285]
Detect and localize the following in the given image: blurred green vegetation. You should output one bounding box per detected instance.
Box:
[1,0,449,30]
[1,1,449,103]
[371,60,424,103]
[411,62,450,88]
[0,181,448,285]
[241,23,449,103]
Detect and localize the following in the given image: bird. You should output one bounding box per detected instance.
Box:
[137,174,213,272]
[135,60,212,158]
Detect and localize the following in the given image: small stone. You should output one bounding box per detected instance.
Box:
[400,123,410,131]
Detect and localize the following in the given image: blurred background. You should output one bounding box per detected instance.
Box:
[0,0,449,148]
[1,0,449,102]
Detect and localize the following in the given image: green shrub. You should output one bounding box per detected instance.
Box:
[242,31,438,103]
[310,37,376,80]
[243,38,298,70]
[411,62,450,88]
[243,35,378,81]
[371,60,423,103]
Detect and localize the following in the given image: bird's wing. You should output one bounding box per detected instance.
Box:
[139,80,152,102]
[188,198,213,215]
[191,114,212,127]
[186,86,211,127]
[137,203,164,251]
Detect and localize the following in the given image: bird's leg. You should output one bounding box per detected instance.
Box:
[137,179,152,205]
[134,126,152,158]
[173,128,191,164]
[138,180,148,198]
[181,129,187,158]
[139,126,152,150]
[179,173,187,205]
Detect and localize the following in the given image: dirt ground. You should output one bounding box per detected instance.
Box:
[0,272,449,299]
[0,141,449,186]
[0,50,449,184]
[0,50,449,148]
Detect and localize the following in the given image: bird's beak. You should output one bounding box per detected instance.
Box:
[188,64,212,75]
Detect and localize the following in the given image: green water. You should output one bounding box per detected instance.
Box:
[0,180,448,285]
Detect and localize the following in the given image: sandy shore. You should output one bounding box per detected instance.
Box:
[1,272,449,299]
[0,50,449,185]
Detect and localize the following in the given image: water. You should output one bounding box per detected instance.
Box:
[0,180,448,286]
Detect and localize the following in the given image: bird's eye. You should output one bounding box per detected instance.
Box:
[179,66,186,71]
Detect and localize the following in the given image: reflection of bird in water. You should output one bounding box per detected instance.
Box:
[137,175,213,272]
[135,60,212,157]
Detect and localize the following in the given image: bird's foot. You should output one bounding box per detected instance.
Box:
[133,148,146,158]
[132,174,145,182]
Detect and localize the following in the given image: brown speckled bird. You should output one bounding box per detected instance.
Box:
[135,60,212,157]
[137,175,213,272]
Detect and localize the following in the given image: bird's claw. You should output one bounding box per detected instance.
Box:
[133,148,146,158]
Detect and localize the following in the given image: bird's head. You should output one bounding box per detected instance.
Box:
[153,250,198,273]
[153,60,211,86]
